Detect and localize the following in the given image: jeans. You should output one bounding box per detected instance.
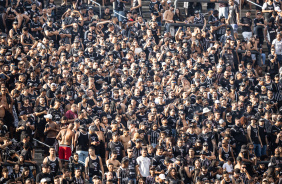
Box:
[76,150,88,163]
[114,11,125,22]
[261,53,266,65]
[129,178,137,184]
[151,143,157,148]
[171,129,177,140]
[277,55,282,65]
[254,144,261,157]
[261,145,267,156]
[219,7,228,19]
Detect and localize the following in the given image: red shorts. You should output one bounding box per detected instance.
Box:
[59,145,72,161]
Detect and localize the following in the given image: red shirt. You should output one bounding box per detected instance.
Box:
[65,110,77,120]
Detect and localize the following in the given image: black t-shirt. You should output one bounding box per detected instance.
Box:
[254,18,264,37]
[44,24,57,41]
[107,141,124,161]
[240,16,252,32]
[36,172,53,183]
[228,4,239,24]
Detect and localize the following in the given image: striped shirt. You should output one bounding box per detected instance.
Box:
[117,166,129,184]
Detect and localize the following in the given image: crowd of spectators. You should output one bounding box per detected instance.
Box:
[0,0,281,183]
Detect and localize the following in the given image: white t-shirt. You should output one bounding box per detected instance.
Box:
[136,156,151,177]
[272,39,282,55]
[223,162,233,178]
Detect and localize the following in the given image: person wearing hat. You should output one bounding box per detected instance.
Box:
[9,21,21,39]
[74,124,90,163]
[77,94,89,112]
[43,114,59,156]
[220,26,235,45]
[247,116,263,158]
[254,12,265,46]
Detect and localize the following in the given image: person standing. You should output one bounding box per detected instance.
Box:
[219,1,229,19]
[238,11,252,41]
[272,33,282,64]
[117,158,129,184]
[247,116,263,158]
[74,124,90,163]
[262,0,275,20]
[136,148,151,179]
[163,6,174,32]
[111,0,127,25]
[85,146,104,183]
[228,0,239,39]
[43,114,59,156]
[56,123,75,168]
[130,0,142,16]
[43,147,62,176]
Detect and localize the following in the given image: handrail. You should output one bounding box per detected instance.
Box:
[113,10,127,19]
[174,0,228,9]
[90,0,102,17]
[167,23,234,36]
[245,0,262,8]
[34,138,51,148]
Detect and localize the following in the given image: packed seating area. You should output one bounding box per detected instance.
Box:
[0,0,282,183]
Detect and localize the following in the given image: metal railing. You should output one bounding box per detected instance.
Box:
[174,0,228,10]
[245,0,262,8]
[90,0,102,17]
[166,23,234,36]
[113,10,127,19]
[34,138,51,148]
[237,50,262,65]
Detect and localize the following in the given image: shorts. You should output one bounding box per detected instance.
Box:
[231,24,238,33]
[59,145,72,161]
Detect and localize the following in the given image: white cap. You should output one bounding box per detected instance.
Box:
[215,100,220,104]
[51,83,57,87]
[44,114,52,119]
[219,119,225,124]
[40,178,48,183]
[159,174,166,180]
[203,107,211,114]
[167,0,171,3]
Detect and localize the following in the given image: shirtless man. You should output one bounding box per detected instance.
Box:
[106,151,121,172]
[56,123,75,168]
[0,92,6,119]
[44,114,59,156]
[120,129,131,151]
[163,6,174,32]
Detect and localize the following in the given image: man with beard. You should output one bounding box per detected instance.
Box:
[48,99,63,124]
[198,126,216,153]
[230,118,248,155]
[34,97,48,143]
[69,153,85,178]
